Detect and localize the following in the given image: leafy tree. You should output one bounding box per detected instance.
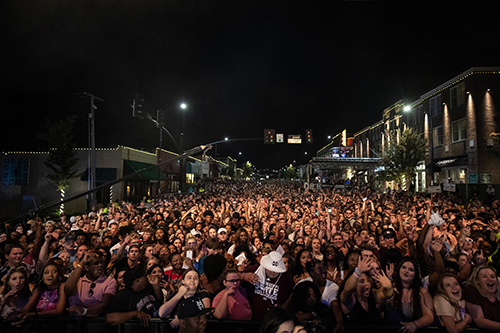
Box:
[491,132,500,158]
[381,128,425,191]
[283,165,298,180]
[38,116,80,212]
[242,161,254,179]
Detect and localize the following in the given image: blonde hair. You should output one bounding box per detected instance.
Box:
[435,273,462,319]
[467,265,500,301]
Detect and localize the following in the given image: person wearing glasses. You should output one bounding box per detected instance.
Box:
[64,252,117,317]
[212,269,252,320]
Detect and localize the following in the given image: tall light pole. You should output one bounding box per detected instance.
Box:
[83,92,103,209]
[180,103,187,151]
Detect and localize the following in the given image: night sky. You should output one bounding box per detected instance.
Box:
[2,1,500,170]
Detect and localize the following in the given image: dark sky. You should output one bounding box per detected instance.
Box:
[2,1,500,170]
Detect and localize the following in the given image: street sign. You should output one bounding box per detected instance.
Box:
[481,173,493,184]
[428,185,441,193]
[276,133,284,143]
[443,183,456,192]
[469,173,478,184]
[288,134,302,144]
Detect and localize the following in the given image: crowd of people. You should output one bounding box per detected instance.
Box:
[1,179,500,333]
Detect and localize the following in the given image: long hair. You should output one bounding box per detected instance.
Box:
[393,257,422,320]
[435,273,462,319]
[3,265,31,299]
[37,261,64,291]
[467,265,500,301]
[234,229,250,248]
[292,249,312,277]
[259,307,295,333]
[289,281,322,314]
[323,244,340,272]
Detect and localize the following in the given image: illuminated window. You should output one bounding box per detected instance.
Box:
[450,83,465,108]
[452,118,467,142]
[433,126,443,146]
[429,94,442,116]
[186,173,195,183]
[459,169,466,184]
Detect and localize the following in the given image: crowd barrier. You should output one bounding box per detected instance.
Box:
[13,317,482,333]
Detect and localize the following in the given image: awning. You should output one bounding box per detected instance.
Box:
[124,160,167,181]
[80,168,117,182]
[433,155,468,170]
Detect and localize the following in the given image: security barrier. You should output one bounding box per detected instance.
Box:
[13,317,481,333]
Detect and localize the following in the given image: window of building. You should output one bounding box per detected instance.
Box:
[429,94,442,116]
[450,82,466,108]
[433,126,443,146]
[452,118,467,142]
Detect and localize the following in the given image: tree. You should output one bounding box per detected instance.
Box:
[283,165,298,180]
[381,128,426,191]
[242,161,254,179]
[38,116,80,213]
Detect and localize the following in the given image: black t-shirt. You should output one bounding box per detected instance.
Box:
[106,285,161,316]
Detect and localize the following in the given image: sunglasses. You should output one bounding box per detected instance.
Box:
[465,237,473,242]
[88,282,96,297]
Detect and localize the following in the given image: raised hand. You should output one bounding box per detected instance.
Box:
[357,257,373,274]
[371,270,392,289]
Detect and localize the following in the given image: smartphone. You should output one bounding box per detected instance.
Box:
[328,208,332,213]
[186,250,193,259]
[363,198,367,201]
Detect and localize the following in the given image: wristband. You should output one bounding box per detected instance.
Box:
[82,307,88,316]
[353,267,361,278]
[77,264,84,269]
[413,321,419,329]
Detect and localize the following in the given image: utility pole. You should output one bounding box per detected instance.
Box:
[83,92,103,210]
[157,110,164,195]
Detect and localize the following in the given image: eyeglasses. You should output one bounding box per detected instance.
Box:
[465,237,473,242]
[89,282,96,297]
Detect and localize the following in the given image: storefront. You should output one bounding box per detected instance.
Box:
[433,155,468,184]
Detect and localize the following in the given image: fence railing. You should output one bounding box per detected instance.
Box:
[14,317,480,333]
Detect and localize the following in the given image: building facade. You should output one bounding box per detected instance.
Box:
[350,67,500,194]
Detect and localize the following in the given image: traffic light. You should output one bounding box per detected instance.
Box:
[132,93,145,119]
[264,129,276,144]
[305,129,313,144]
[157,110,167,127]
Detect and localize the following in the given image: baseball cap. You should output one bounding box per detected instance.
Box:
[177,296,213,319]
[382,228,397,239]
[217,228,227,234]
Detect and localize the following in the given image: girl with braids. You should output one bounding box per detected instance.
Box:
[385,257,434,332]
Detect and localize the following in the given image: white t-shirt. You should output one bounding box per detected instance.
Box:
[322,279,339,306]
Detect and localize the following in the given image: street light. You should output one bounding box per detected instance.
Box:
[180,103,188,151]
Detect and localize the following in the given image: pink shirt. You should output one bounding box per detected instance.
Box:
[68,274,117,309]
[212,288,252,320]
